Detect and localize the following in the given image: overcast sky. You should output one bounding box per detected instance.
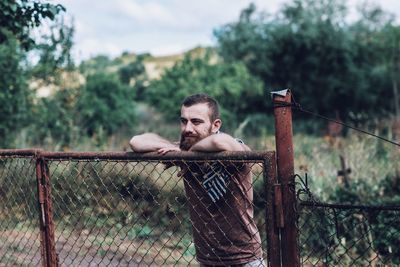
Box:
[54,0,400,62]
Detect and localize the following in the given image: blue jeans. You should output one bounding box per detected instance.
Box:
[199,258,266,267]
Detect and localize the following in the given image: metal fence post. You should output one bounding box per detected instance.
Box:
[36,157,58,267]
[264,152,281,267]
[273,89,300,267]
[36,157,47,267]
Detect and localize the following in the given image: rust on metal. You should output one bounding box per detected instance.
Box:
[264,153,281,267]
[273,89,300,267]
[35,157,58,267]
[36,158,47,267]
[274,184,284,228]
[40,150,275,161]
[0,149,41,157]
[41,159,58,267]
[0,149,275,161]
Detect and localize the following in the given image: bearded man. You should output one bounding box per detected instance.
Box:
[129,93,265,267]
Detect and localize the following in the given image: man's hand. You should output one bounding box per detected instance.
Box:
[130,133,177,153]
[177,165,188,177]
[157,144,181,155]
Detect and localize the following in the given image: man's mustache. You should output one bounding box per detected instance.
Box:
[182,133,198,138]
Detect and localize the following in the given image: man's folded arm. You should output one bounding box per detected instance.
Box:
[129,133,178,152]
[190,133,250,152]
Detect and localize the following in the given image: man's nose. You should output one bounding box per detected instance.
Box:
[184,122,194,133]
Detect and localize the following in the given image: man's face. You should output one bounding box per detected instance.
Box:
[179,103,220,150]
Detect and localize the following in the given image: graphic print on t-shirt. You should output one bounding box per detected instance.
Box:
[201,163,230,202]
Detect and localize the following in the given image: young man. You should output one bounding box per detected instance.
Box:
[130,93,265,267]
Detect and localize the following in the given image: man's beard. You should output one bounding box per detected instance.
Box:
[179,127,213,151]
[179,135,200,151]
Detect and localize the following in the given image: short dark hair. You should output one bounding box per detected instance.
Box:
[182,93,220,122]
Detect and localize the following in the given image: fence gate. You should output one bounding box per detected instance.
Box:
[1,150,282,267]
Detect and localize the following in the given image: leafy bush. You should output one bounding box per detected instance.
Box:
[0,35,32,148]
[214,1,397,123]
[0,0,65,50]
[31,88,79,149]
[144,52,264,131]
[76,72,137,137]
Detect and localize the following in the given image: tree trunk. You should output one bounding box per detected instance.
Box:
[393,77,400,118]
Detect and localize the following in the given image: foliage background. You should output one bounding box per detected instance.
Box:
[1,0,400,263]
[1,0,399,196]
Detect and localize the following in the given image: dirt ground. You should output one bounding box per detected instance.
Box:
[1,228,197,266]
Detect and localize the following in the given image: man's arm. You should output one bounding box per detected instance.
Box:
[189,133,250,152]
[129,133,179,154]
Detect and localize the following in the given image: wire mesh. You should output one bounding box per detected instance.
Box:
[4,149,399,266]
[298,201,400,266]
[0,155,42,267]
[43,156,270,266]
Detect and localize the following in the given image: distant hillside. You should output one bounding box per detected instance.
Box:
[79,46,216,79]
[34,46,217,97]
[116,46,217,80]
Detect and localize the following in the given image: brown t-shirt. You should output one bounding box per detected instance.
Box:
[183,161,263,265]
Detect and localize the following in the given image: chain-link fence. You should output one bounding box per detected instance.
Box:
[0,150,276,267]
[297,177,400,267]
[0,151,42,267]
[3,149,400,267]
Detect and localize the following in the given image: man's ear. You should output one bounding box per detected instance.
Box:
[212,119,222,133]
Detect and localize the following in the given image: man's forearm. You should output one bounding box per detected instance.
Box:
[190,133,244,152]
[129,133,176,152]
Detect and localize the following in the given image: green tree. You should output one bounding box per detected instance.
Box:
[77,73,137,137]
[214,0,396,122]
[30,16,75,84]
[0,0,66,148]
[0,0,65,50]
[79,55,113,74]
[352,4,400,118]
[118,54,147,84]
[31,88,78,149]
[0,36,32,147]
[144,52,264,130]
[118,54,148,100]
[384,25,400,118]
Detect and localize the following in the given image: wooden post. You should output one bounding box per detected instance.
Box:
[273,89,300,267]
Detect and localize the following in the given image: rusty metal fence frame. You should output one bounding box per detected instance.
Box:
[0,149,279,267]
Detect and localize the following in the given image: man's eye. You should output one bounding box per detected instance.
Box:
[192,121,201,125]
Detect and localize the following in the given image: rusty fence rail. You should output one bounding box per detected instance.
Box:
[0,150,277,267]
